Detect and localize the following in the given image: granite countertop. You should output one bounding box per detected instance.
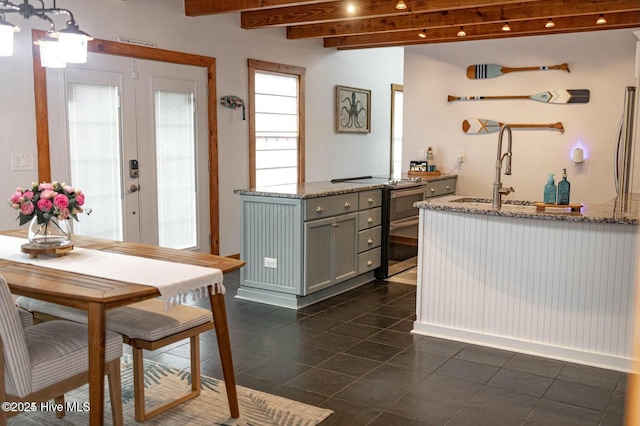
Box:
[234,174,457,199]
[416,194,639,225]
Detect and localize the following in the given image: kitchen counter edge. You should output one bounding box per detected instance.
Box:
[234,174,457,199]
[416,194,639,225]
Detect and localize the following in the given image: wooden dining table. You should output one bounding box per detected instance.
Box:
[0,229,245,425]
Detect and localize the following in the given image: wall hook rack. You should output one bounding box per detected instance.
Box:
[220,95,245,120]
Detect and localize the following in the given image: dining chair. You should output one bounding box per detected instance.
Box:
[17,296,215,422]
[0,275,124,426]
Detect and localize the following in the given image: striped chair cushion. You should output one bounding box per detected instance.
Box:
[17,308,33,328]
[0,275,32,397]
[25,320,123,393]
[17,297,213,342]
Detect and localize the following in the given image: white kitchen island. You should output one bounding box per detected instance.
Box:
[414,195,639,372]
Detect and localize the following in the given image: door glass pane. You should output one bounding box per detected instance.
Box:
[67,82,123,240]
[391,89,403,176]
[155,89,197,249]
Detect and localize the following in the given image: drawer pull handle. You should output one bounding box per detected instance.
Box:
[367,238,374,244]
[332,223,340,228]
[367,260,374,266]
[430,188,435,193]
[368,217,374,223]
[316,207,323,212]
[344,202,351,207]
[368,198,375,203]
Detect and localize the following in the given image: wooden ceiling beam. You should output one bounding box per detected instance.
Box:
[240,0,543,29]
[185,0,338,16]
[324,12,640,49]
[288,0,639,39]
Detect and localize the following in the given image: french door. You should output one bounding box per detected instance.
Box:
[46,53,210,251]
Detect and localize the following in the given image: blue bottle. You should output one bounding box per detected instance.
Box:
[543,173,556,204]
[557,168,571,205]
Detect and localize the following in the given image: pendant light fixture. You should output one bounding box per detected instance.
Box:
[395,1,407,10]
[418,29,427,39]
[501,22,511,31]
[457,27,466,37]
[545,18,556,28]
[596,15,607,25]
[0,0,93,67]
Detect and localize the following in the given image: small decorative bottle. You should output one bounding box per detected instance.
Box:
[426,147,435,171]
[543,173,557,204]
[557,168,571,205]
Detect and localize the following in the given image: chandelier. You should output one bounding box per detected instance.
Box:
[0,0,93,68]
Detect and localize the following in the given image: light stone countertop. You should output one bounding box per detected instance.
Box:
[234,174,457,199]
[416,194,639,225]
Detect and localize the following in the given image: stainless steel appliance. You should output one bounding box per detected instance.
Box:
[331,175,427,279]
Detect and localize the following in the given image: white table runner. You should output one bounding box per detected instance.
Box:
[0,235,224,305]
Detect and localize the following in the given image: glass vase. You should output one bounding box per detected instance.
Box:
[27,216,71,247]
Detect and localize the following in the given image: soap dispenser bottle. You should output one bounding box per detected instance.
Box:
[543,174,557,204]
[557,168,571,205]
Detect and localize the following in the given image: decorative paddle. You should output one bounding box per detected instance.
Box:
[449,89,589,104]
[462,119,565,134]
[466,63,570,79]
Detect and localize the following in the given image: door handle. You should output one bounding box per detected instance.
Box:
[127,184,141,193]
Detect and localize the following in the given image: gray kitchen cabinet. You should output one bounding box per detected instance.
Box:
[304,212,358,294]
[237,187,383,309]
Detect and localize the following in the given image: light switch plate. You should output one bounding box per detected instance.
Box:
[11,153,34,171]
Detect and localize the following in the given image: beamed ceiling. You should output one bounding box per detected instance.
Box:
[184,0,640,50]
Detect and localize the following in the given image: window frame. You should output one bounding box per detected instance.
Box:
[390,83,404,176]
[248,59,305,188]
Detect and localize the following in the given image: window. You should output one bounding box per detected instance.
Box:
[390,84,403,176]
[248,59,305,187]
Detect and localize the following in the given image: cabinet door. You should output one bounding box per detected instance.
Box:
[331,213,358,284]
[304,216,334,294]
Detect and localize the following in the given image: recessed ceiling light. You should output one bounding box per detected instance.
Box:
[346,2,356,14]
[395,1,407,10]
[596,15,607,25]
[418,29,427,39]
[457,27,466,37]
[545,18,555,28]
[501,22,511,31]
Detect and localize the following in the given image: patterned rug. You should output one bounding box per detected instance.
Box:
[9,355,333,425]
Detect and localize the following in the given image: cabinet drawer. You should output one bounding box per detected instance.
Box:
[304,193,358,221]
[358,207,381,230]
[359,190,382,209]
[425,178,457,198]
[358,247,381,274]
[358,226,381,252]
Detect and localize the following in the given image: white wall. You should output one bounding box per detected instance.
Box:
[0,0,403,255]
[403,29,639,204]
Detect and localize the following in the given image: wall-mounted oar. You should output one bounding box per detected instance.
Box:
[462,118,565,134]
[449,89,589,104]
[466,63,570,79]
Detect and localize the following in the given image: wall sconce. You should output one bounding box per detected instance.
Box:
[572,147,584,164]
[0,0,93,67]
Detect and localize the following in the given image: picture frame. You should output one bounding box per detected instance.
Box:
[335,85,371,133]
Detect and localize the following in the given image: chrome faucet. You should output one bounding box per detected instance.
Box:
[493,124,515,209]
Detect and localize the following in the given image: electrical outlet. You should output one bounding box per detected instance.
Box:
[457,150,465,163]
[264,257,277,268]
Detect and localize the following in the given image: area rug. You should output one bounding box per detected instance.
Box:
[9,355,333,426]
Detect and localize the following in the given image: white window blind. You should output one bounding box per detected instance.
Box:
[254,71,299,187]
[66,82,123,240]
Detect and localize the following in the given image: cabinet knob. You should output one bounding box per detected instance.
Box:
[430,188,435,192]
[367,217,374,223]
[446,186,451,190]
[368,198,375,203]
[344,202,351,207]
[367,260,374,266]
[316,206,323,212]
[367,238,374,244]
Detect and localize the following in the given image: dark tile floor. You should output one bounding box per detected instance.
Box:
[145,270,629,426]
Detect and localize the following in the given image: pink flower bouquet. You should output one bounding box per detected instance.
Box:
[8,181,86,226]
